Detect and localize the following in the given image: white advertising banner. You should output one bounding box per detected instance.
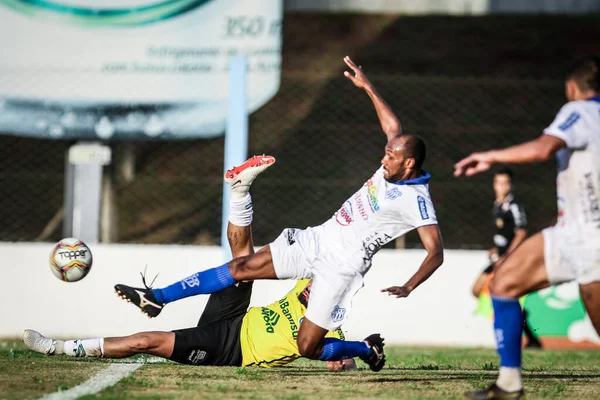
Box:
[0,0,282,139]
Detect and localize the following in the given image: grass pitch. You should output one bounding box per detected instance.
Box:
[1,341,599,400]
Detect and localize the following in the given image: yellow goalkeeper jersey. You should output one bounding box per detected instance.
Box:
[240,279,345,367]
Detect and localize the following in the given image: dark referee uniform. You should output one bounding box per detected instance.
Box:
[483,193,527,273]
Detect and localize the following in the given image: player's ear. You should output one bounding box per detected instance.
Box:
[404,158,416,169]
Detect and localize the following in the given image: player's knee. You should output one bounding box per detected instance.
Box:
[489,273,520,299]
[297,338,319,360]
[129,334,152,352]
[228,256,251,281]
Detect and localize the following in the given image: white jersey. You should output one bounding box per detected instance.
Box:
[543,96,600,236]
[318,166,438,273]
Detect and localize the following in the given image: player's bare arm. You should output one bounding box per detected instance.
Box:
[506,228,527,254]
[453,134,566,177]
[382,224,444,298]
[343,56,402,139]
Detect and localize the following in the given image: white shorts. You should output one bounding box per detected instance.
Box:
[270,227,364,331]
[543,226,600,285]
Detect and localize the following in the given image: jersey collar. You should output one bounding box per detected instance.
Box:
[589,95,600,103]
[495,193,514,206]
[393,170,431,185]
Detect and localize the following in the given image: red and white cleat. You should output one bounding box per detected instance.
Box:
[224,155,276,195]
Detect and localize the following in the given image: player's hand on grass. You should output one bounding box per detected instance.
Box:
[381,286,412,298]
[326,361,345,371]
[454,151,496,177]
[326,358,357,371]
[343,56,372,89]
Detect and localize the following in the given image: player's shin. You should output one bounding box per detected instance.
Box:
[491,296,523,391]
[229,193,253,227]
[317,338,371,361]
[152,264,237,304]
[62,338,105,357]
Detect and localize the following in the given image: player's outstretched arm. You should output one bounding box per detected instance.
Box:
[382,224,444,298]
[453,135,566,177]
[343,56,402,140]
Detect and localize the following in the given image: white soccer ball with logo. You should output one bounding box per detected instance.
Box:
[49,238,93,282]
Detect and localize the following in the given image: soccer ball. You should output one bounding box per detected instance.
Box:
[49,238,93,282]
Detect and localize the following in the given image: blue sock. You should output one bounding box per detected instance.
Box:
[318,338,372,361]
[492,296,522,368]
[152,264,236,304]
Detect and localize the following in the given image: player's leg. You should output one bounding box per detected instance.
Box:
[296,317,385,371]
[104,332,174,358]
[522,309,542,349]
[23,329,174,359]
[579,281,600,335]
[465,232,550,399]
[115,155,276,317]
[195,156,261,326]
[296,268,386,371]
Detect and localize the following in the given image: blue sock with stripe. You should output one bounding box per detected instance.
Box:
[152,264,236,304]
[492,296,522,368]
[318,338,372,361]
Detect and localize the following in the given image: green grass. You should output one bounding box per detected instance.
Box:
[1,341,599,399]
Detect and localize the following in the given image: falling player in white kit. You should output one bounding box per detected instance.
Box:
[115,56,444,371]
[456,56,600,400]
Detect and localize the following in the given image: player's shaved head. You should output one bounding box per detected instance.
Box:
[388,134,427,169]
[566,55,600,93]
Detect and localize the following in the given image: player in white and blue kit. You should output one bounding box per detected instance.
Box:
[456,56,600,400]
[115,56,444,371]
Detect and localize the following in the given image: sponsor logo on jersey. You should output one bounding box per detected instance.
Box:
[582,172,600,227]
[354,192,369,220]
[496,218,504,228]
[286,229,296,245]
[385,187,402,200]
[335,201,353,226]
[362,233,393,263]
[261,307,281,333]
[331,305,346,323]
[279,298,300,339]
[417,196,429,220]
[364,177,380,212]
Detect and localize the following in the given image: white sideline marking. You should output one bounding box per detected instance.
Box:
[39,363,141,400]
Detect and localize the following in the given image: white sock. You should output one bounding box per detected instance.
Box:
[64,338,104,357]
[229,193,253,227]
[496,366,522,392]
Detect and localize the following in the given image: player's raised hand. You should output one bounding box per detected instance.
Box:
[453,151,495,177]
[381,286,412,298]
[343,56,372,89]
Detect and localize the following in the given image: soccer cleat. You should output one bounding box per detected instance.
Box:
[360,333,386,372]
[224,155,276,192]
[23,329,56,355]
[115,272,163,318]
[464,383,524,400]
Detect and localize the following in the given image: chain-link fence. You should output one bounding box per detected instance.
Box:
[2,13,598,248]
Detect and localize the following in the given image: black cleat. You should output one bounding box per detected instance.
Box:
[464,383,524,400]
[360,333,386,372]
[115,272,163,318]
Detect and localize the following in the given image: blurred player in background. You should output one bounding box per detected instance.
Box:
[471,168,542,349]
[114,56,444,372]
[471,168,527,298]
[24,158,355,371]
[455,55,600,400]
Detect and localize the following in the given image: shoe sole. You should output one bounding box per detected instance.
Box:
[224,155,276,181]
